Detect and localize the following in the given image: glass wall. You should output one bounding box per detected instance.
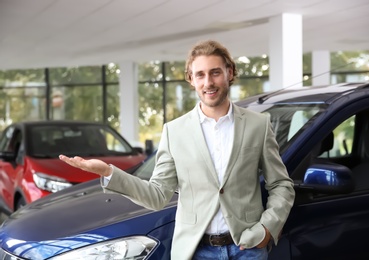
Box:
[138,81,164,145]
[1,51,368,145]
[0,69,46,129]
[106,84,120,129]
[50,85,103,121]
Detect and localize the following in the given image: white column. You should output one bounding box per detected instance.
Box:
[312,50,330,86]
[269,13,303,90]
[118,61,140,146]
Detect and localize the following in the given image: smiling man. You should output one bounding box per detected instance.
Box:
[60,40,295,260]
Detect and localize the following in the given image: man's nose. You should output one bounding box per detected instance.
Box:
[204,74,214,87]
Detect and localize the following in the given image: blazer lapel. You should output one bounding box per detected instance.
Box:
[187,107,219,184]
[222,104,247,185]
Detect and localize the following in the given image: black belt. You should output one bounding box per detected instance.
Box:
[201,232,233,246]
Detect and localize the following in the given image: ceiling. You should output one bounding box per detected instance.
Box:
[1,0,368,70]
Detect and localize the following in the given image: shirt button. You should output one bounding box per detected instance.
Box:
[220,188,224,194]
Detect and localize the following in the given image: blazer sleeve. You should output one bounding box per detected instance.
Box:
[259,116,295,244]
[102,123,178,211]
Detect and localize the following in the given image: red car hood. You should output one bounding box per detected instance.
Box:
[26,154,146,183]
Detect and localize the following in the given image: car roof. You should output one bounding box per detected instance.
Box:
[236,82,369,107]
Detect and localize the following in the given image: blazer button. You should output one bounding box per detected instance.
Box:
[220,188,224,194]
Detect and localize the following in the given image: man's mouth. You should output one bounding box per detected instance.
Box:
[204,89,218,94]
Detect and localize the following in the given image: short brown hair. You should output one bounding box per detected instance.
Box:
[185,40,238,86]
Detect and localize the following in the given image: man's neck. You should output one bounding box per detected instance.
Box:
[200,100,231,122]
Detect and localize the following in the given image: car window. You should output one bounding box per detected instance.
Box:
[134,155,156,180]
[288,111,311,140]
[293,106,369,195]
[252,104,324,153]
[28,125,133,157]
[104,130,129,152]
[319,116,355,158]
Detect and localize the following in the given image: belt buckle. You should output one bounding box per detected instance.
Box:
[209,234,216,247]
[209,234,220,247]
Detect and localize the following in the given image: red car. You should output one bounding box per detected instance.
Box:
[0,121,147,214]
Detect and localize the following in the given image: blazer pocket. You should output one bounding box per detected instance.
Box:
[176,210,197,225]
[245,207,263,223]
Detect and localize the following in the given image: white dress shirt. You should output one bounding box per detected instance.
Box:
[197,103,234,235]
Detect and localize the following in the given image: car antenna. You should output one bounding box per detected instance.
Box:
[257,61,357,104]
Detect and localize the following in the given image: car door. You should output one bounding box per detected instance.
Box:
[280,100,369,259]
[0,126,23,213]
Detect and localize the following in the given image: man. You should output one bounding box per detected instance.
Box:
[60,40,295,259]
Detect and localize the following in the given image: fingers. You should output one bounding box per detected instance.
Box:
[59,155,110,177]
[59,155,85,168]
[59,155,83,162]
[59,154,83,161]
[59,154,67,160]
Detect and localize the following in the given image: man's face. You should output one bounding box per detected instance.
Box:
[190,55,233,109]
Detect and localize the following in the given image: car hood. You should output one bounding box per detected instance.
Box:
[0,179,177,259]
[27,155,145,182]
[1,179,177,241]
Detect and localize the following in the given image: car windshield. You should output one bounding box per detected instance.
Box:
[246,103,327,154]
[28,124,133,158]
[134,154,156,181]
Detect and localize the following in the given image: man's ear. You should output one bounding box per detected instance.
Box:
[227,67,234,81]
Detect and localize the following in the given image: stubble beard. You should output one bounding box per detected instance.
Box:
[200,86,230,108]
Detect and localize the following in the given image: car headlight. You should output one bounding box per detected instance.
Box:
[33,172,73,193]
[50,236,157,260]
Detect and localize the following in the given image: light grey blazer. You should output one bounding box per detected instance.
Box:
[104,104,295,260]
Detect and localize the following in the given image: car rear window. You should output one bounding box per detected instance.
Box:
[28,124,133,157]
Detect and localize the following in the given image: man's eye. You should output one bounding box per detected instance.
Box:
[195,74,204,78]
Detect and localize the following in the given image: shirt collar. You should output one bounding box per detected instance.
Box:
[197,102,234,123]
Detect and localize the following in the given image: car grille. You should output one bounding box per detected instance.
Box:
[0,249,22,260]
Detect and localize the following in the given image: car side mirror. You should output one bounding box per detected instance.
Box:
[132,140,154,156]
[145,139,154,155]
[294,163,354,194]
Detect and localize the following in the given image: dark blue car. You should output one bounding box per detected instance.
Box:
[1,82,369,259]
